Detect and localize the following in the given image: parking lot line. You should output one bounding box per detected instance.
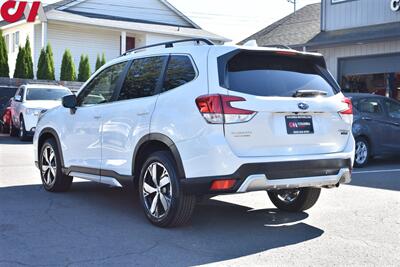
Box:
[352,169,400,174]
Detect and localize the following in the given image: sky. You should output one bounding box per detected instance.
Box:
[1,0,321,43]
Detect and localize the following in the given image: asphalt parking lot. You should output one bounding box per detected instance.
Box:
[0,134,399,266]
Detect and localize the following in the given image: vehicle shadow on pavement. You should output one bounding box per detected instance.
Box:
[350,173,400,191]
[0,135,32,145]
[351,157,400,191]
[0,182,323,266]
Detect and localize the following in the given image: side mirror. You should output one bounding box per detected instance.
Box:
[14,95,22,102]
[62,94,77,109]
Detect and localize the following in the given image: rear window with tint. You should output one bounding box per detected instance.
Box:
[224,52,338,97]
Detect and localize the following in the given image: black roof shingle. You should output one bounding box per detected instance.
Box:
[238,3,321,48]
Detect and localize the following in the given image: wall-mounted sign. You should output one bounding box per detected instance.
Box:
[391,0,400,11]
[0,1,43,23]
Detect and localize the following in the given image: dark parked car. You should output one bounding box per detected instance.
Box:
[0,99,12,134]
[347,93,400,167]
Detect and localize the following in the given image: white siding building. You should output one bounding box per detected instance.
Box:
[0,0,228,80]
[240,0,400,100]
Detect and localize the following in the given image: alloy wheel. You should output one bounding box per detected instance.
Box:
[355,141,368,165]
[276,189,301,203]
[142,162,172,219]
[41,145,57,187]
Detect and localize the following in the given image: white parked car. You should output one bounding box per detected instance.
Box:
[10,84,72,141]
[33,39,355,227]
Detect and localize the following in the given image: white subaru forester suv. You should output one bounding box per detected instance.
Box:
[34,39,354,227]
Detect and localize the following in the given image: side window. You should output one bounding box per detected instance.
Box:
[78,62,127,106]
[163,55,196,91]
[19,88,24,99]
[118,56,166,101]
[385,100,400,119]
[356,99,383,114]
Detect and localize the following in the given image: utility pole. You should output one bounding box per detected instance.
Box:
[287,0,297,13]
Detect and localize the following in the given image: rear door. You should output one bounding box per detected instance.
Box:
[100,56,167,176]
[352,97,386,154]
[209,49,352,157]
[382,98,400,152]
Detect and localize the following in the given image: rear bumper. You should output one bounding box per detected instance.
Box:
[180,158,352,195]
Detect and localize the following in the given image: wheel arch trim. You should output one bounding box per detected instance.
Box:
[38,128,65,168]
[133,133,186,179]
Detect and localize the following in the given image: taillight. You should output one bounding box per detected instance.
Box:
[340,97,353,115]
[195,94,256,124]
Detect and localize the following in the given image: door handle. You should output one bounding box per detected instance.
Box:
[137,112,149,116]
[362,117,372,121]
[93,116,101,120]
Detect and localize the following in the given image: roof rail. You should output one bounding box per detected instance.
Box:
[121,38,214,56]
[262,44,293,50]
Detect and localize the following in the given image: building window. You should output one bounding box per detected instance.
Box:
[12,31,19,53]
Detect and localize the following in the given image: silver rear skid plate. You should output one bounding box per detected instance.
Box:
[237,168,351,193]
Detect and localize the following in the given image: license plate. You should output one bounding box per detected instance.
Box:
[285,115,314,134]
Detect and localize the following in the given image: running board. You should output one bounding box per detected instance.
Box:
[69,172,123,187]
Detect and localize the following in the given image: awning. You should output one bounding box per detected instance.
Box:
[306,22,400,49]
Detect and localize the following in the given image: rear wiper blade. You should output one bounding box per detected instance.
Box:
[292,90,328,98]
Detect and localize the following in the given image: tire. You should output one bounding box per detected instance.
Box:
[9,119,18,137]
[19,116,30,141]
[268,187,321,212]
[2,124,9,134]
[39,138,73,192]
[354,137,370,168]
[138,151,196,228]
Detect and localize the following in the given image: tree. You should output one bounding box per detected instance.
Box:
[95,54,101,71]
[46,43,55,80]
[14,46,28,78]
[101,53,106,66]
[78,54,91,82]
[60,49,76,81]
[36,47,53,80]
[0,30,9,77]
[24,38,34,79]
[36,48,47,80]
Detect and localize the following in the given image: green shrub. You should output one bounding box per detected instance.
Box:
[95,54,101,71]
[36,47,54,80]
[60,49,76,81]
[36,48,47,80]
[0,31,9,77]
[24,38,34,79]
[101,53,106,66]
[78,54,91,82]
[14,46,28,78]
[46,43,55,80]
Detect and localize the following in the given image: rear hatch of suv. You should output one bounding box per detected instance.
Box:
[206,49,352,157]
